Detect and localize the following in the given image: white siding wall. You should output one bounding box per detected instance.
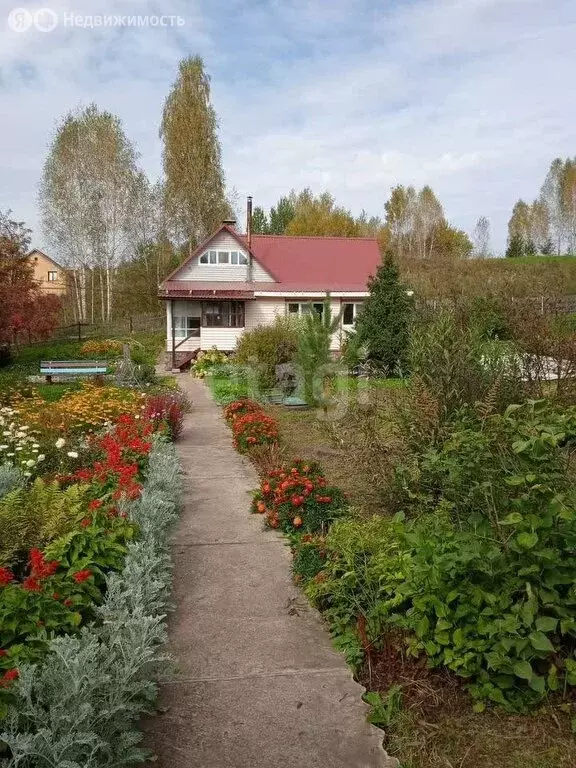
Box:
[245,298,285,330]
[200,328,244,351]
[165,298,360,353]
[330,298,342,352]
[175,231,274,282]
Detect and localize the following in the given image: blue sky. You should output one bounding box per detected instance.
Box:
[1,0,575,254]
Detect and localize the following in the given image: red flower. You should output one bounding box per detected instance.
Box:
[63,598,73,607]
[88,499,103,510]
[28,549,59,579]
[0,649,7,657]
[0,567,14,586]
[22,576,42,592]
[52,592,60,600]
[0,668,19,687]
[73,569,92,583]
[80,518,91,528]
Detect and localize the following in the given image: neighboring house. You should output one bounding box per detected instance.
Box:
[28,249,67,296]
[158,216,381,368]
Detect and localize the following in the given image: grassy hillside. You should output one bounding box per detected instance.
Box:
[400,254,576,298]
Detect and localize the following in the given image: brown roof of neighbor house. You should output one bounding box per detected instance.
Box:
[28,249,65,269]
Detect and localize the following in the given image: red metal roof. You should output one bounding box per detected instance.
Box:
[159,226,381,294]
[247,234,380,290]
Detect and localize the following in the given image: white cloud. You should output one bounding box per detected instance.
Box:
[0,0,575,254]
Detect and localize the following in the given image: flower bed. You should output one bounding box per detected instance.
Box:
[222,399,279,454]
[80,339,124,358]
[0,436,181,765]
[10,383,144,435]
[0,387,184,762]
[252,459,347,533]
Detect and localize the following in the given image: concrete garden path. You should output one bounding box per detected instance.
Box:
[144,376,398,768]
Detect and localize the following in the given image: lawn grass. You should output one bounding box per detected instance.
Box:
[333,375,407,392]
[270,398,576,768]
[1,331,164,377]
[205,370,250,405]
[34,382,82,402]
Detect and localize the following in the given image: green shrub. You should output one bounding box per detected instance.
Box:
[193,347,229,378]
[467,296,510,340]
[309,401,576,710]
[0,480,88,567]
[409,309,524,419]
[235,316,298,390]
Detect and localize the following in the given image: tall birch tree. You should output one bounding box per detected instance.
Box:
[39,104,141,322]
[472,216,491,258]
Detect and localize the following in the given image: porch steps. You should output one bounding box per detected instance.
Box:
[171,348,200,373]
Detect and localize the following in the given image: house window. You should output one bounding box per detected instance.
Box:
[47,271,58,282]
[342,302,362,325]
[286,302,325,317]
[199,249,248,265]
[202,301,245,328]
[173,316,200,338]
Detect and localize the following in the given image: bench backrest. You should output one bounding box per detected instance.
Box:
[40,360,108,374]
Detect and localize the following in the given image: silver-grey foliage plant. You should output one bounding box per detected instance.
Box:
[0,463,24,501]
[0,437,181,767]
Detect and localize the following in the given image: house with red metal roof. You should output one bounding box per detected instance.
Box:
[158,199,381,367]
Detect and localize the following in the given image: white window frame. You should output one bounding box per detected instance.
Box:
[47,270,58,282]
[173,316,199,338]
[199,249,248,265]
[286,302,325,317]
[342,302,362,326]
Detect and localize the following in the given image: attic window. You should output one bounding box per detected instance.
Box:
[199,249,247,265]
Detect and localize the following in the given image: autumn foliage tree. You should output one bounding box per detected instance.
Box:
[0,211,61,351]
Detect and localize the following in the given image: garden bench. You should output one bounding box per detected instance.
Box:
[40,360,107,384]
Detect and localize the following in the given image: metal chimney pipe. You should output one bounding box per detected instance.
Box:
[247,196,253,248]
[246,196,253,281]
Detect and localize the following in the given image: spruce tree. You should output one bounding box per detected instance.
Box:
[356,251,413,376]
[505,233,524,258]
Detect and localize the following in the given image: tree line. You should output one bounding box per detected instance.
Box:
[506,157,576,257]
[251,186,474,260]
[30,54,576,325]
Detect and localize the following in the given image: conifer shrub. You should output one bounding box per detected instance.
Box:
[355,251,414,376]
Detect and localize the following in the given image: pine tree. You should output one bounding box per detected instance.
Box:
[296,298,340,406]
[356,252,413,376]
[505,233,524,258]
